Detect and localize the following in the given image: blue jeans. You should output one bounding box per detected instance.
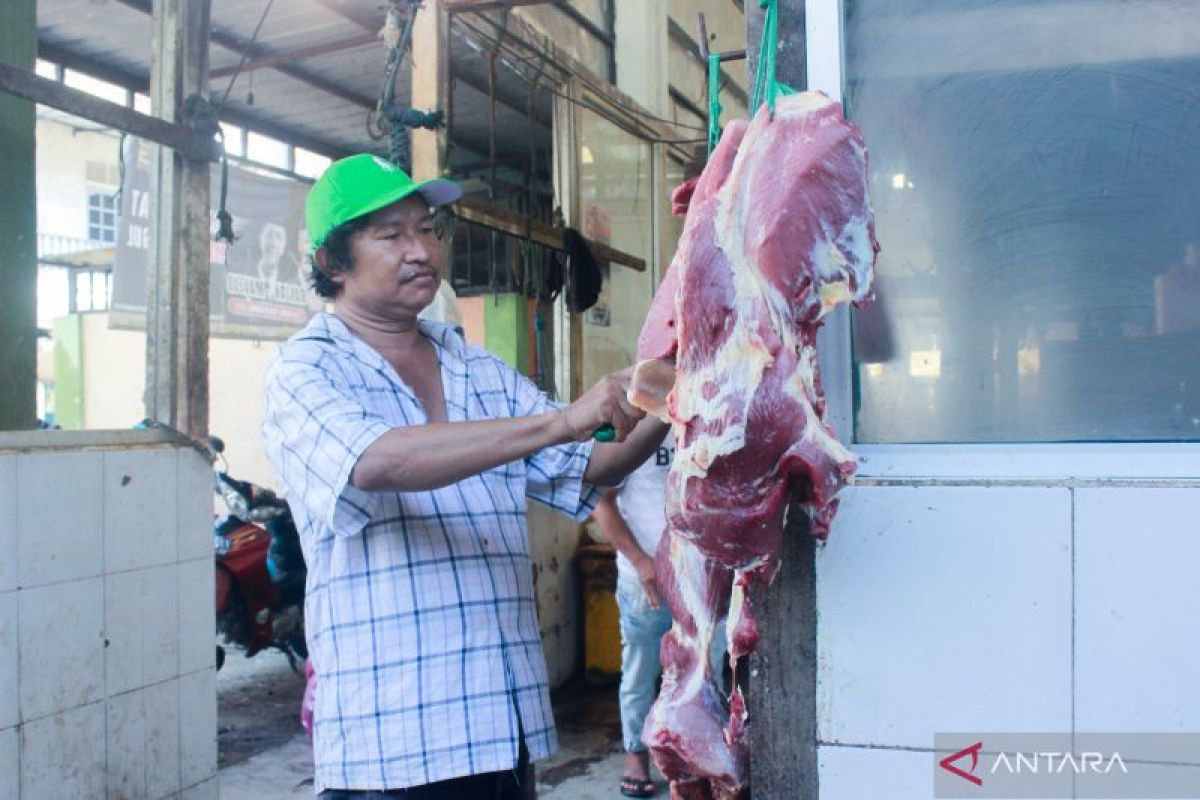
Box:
[616,578,726,754]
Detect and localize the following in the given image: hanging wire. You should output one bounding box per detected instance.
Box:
[214,127,237,244]
[216,0,277,114]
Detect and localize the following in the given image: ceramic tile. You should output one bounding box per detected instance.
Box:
[1076,488,1200,754]
[817,485,1072,747]
[20,702,105,800]
[105,687,147,799]
[178,558,214,675]
[179,669,217,789]
[177,450,215,563]
[0,456,16,593]
[144,678,181,799]
[19,577,105,721]
[17,451,103,588]
[104,448,178,573]
[0,725,16,800]
[0,592,16,729]
[819,744,932,800]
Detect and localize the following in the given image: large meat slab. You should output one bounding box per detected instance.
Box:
[631,91,879,799]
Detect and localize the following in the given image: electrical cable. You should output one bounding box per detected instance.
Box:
[216,0,278,114]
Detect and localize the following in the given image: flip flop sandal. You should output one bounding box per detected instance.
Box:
[620,776,657,798]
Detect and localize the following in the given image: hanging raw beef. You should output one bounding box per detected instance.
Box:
[630,91,879,799]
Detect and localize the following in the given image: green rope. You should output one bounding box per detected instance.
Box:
[749,0,798,118]
[750,0,778,116]
[707,52,723,155]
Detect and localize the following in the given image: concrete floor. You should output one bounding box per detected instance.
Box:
[216,652,663,798]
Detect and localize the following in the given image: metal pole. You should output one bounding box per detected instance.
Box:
[0,0,37,430]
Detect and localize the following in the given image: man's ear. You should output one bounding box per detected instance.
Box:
[313,246,344,286]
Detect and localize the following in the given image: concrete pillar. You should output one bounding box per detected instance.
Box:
[744,2,817,797]
[145,0,212,438]
[0,0,37,430]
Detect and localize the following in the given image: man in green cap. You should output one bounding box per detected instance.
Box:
[262,153,668,798]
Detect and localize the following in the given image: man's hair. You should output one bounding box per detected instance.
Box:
[308,215,370,299]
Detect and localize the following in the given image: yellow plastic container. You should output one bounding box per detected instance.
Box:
[576,543,621,683]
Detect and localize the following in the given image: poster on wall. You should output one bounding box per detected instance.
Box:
[110,136,322,339]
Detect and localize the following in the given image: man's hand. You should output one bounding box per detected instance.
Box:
[633,552,662,609]
[561,368,645,442]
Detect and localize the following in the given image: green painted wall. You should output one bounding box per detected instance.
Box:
[0,0,37,429]
[484,294,529,374]
[53,315,85,429]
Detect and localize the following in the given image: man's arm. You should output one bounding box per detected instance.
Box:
[591,488,661,608]
[583,416,671,487]
[354,369,642,492]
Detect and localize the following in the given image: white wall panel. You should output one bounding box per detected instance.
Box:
[818,745,930,800]
[817,485,1072,746]
[1075,488,1200,745]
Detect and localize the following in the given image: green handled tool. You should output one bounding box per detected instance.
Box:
[593,424,616,442]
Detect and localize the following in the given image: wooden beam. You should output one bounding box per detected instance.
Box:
[411,0,448,179]
[453,197,645,272]
[0,60,221,161]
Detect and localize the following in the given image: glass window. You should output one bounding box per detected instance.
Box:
[220,123,244,157]
[64,69,127,105]
[577,97,656,388]
[293,148,331,179]
[87,189,118,243]
[845,0,1200,443]
[246,132,289,169]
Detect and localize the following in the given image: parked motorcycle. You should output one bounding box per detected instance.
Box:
[210,436,307,670]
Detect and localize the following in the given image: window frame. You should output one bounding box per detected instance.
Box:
[805,0,1200,472]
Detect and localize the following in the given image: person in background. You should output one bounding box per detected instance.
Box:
[592,429,702,799]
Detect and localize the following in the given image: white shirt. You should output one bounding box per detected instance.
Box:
[614,431,674,582]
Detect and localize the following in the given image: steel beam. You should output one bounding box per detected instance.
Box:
[0,0,37,430]
[209,32,378,79]
[114,0,376,111]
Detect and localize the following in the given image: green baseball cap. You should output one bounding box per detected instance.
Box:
[305,153,462,248]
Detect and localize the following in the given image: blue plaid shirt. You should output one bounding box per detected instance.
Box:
[261,312,600,792]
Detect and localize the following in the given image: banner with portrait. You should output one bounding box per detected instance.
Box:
[110,136,323,339]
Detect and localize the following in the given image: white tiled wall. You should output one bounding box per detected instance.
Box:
[816,480,1200,796]
[818,745,931,800]
[818,486,1073,746]
[1075,488,1200,757]
[0,441,217,800]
